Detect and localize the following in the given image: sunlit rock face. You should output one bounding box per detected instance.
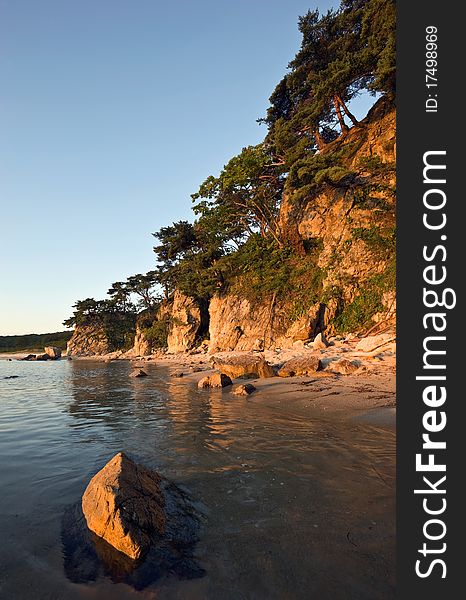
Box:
[66,324,112,357]
[44,346,62,359]
[211,352,275,379]
[167,291,206,354]
[207,101,396,351]
[132,328,152,357]
[81,452,166,560]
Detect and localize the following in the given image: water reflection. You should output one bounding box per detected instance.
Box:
[0,359,395,599]
[62,479,205,590]
[66,361,396,597]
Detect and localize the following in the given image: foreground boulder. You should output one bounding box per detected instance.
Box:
[197,373,232,388]
[212,353,275,379]
[35,353,51,361]
[82,452,165,560]
[277,355,322,377]
[44,346,62,359]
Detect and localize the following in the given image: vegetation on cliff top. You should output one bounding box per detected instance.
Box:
[65,0,396,340]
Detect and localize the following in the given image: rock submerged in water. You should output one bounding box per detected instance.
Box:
[232,383,256,396]
[65,453,204,588]
[130,369,148,378]
[197,372,232,388]
[82,452,166,560]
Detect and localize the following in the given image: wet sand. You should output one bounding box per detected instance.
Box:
[1,337,396,420]
[1,346,396,598]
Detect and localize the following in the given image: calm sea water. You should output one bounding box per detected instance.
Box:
[0,359,395,599]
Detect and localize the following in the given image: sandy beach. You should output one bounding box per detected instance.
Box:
[2,334,396,423]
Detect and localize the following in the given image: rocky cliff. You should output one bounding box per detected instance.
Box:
[127,293,207,356]
[166,291,208,353]
[66,324,113,356]
[205,99,396,352]
[67,313,136,357]
[127,100,395,356]
[68,100,395,357]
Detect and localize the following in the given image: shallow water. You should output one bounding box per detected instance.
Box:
[0,359,395,599]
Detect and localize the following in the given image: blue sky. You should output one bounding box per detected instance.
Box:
[0,0,376,335]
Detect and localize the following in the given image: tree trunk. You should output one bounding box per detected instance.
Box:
[314,128,325,150]
[333,95,349,134]
[336,94,360,127]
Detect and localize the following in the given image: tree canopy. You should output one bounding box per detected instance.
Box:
[65,0,395,338]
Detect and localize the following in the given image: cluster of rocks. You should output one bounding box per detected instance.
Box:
[191,332,395,392]
[21,346,62,361]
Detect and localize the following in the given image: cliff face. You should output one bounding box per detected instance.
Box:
[281,99,395,290]
[68,100,395,357]
[207,296,331,352]
[166,291,208,353]
[128,293,208,356]
[67,324,112,356]
[206,100,395,352]
[67,312,136,357]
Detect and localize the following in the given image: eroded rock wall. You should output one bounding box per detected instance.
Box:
[66,324,112,356]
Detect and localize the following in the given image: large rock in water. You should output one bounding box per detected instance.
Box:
[81,452,166,560]
[211,352,275,379]
[44,346,62,359]
[197,373,232,388]
[232,383,256,396]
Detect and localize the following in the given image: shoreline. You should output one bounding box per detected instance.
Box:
[2,334,396,422]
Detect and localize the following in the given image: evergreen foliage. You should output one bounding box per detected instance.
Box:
[65,1,396,344]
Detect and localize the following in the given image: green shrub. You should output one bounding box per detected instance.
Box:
[333,287,384,334]
[332,256,395,334]
[314,165,355,186]
[142,319,169,348]
[351,225,396,256]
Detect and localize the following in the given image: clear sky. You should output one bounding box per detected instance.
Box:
[0,0,375,335]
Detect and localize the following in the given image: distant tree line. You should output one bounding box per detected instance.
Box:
[0,332,73,353]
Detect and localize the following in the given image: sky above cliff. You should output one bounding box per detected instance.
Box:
[0,0,376,335]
